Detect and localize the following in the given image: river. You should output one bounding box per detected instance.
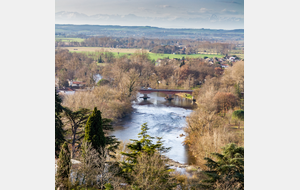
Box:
[111,92,197,165]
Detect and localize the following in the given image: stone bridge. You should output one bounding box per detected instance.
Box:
[138,89,195,101]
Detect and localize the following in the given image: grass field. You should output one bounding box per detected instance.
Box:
[55,38,85,42]
[61,47,224,60]
[62,47,148,53]
[229,49,244,59]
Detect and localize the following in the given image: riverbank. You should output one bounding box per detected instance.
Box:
[176,93,193,100]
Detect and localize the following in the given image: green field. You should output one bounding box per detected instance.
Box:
[55,38,85,42]
[68,50,224,61]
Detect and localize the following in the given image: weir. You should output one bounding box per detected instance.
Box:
[139,88,194,102]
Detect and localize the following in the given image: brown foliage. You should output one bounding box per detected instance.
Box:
[55,49,98,88]
[129,153,176,190]
[185,61,244,168]
[62,86,133,120]
[213,92,237,115]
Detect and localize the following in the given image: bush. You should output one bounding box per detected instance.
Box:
[97,79,110,86]
[232,110,244,121]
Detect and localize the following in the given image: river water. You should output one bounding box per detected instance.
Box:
[111,92,197,165]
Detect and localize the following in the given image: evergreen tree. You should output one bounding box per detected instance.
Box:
[200,143,244,189]
[98,55,103,63]
[232,110,244,129]
[56,142,71,189]
[120,123,171,183]
[55,87,65,158]
[64,107,91,158]
[84,107,106,152]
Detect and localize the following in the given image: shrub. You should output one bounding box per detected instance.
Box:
[97,79,110,86]
[232,110,244,121]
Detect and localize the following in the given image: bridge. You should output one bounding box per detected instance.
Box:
[138,89,195,101]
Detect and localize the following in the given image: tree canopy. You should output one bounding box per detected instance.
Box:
[201,143,244,189]
[55,88,65,158]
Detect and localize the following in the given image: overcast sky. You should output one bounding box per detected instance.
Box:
[55,0,244,29]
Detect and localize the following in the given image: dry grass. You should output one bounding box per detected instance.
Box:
[185,125,244,169]
[62,86,133,120]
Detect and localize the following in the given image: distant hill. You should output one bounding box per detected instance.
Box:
[55,24,244,41]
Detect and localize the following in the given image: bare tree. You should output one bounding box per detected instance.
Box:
[72,141,124,190]
[130,152,176,190]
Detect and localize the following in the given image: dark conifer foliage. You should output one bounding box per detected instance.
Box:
[120,123,171,183]
[200,143,244,189]
[55,88,65,158]
[63,107,91,158]
[84,107,106,152]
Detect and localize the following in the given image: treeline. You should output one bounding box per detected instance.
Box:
[56,89,244,189]
[55,49,98,87]
[55,36,238,54]
[150,45,181,54]
[100,50,223,90]
[56,49,223,91]
[185,61,244,168]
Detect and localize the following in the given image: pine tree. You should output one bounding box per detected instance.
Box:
[64,107,91,158]
[84,107,106,152]
[200,143,244,189]
[56,142,71,190]
[120,123,171,183]
[55,87,65,158]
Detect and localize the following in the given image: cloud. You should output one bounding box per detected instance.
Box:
[157,5,171,8]
[221,9,239,15]
[199,8,213,14]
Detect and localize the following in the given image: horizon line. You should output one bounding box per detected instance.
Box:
[55,23,244,31]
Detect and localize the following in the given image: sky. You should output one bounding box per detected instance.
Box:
[55,0,244,29]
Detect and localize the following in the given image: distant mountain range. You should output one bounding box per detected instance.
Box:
[55,11,244,30]
[55,24,244,41]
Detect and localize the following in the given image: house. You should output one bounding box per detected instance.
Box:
[221,64,229,68]
[229,57,236,62]
[68,80,85,87]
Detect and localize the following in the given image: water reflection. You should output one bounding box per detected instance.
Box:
[111,92,197,165]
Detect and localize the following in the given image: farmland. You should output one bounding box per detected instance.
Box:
[60,47,224,61]
[55,37,85,42]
